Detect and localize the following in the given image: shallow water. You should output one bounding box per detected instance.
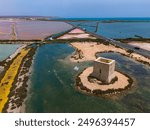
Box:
[0,44,21,61]
[70,20,150,39]
[97,53,150,112]
[26,44,150,112]
[97,22,150,38]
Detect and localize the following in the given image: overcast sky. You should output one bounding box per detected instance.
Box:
[0,0,150,17]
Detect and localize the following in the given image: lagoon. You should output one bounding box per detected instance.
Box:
[26,44,150,112]
[0,44,21,61]
[69,19,150,39]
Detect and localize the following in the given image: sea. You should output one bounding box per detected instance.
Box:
[0,44,21,61]
[0,18,150,112]
[66,18,150,39]
[25,43,150,113]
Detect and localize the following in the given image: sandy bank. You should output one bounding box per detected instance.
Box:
[76,67,133,96]
[5,46,37,113]
[128,41,150,51]
[79,67,129,91]
[70,42,150,66]
[7,45,27,62]
[58,28,96,40]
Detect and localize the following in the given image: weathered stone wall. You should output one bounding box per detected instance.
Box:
[91,57,115,83]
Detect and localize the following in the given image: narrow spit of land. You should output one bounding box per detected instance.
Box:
[0,47,30,112]
[10,23,17,40]
[73,42,150,64]
[0,24,150,112]
[56,28,150,96]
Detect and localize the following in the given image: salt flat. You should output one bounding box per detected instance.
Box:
[0,19,72,40]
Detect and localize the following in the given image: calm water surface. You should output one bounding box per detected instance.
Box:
[0,44,21,61]
[0,20,72,40]
[26,44,150,113]
[69,20,150,38]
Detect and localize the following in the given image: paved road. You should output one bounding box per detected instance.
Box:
[88,31,150,59]
[69,22,150,59]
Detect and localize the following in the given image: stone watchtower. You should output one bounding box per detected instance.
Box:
[91,57,116,83]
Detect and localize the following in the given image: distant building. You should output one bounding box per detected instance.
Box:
[91,57,116,83]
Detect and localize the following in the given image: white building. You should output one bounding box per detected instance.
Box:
[91,57,116,83]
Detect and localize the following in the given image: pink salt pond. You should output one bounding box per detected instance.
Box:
[0,19,72,40]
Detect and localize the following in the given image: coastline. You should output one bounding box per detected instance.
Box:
[70,42,150,66]
[76,67,134,98]
[68,40,150,98]
[0,46,30,112]
[0,44,38,113]
[127,41,150,51]
[20,46,38,113]
[0,26,150,112]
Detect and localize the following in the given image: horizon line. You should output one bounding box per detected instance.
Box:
[0,15,150,18]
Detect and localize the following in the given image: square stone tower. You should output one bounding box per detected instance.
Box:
[91,57,116,83]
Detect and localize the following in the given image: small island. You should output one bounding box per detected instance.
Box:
[0,18,150,112]
[76,57,133,96]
